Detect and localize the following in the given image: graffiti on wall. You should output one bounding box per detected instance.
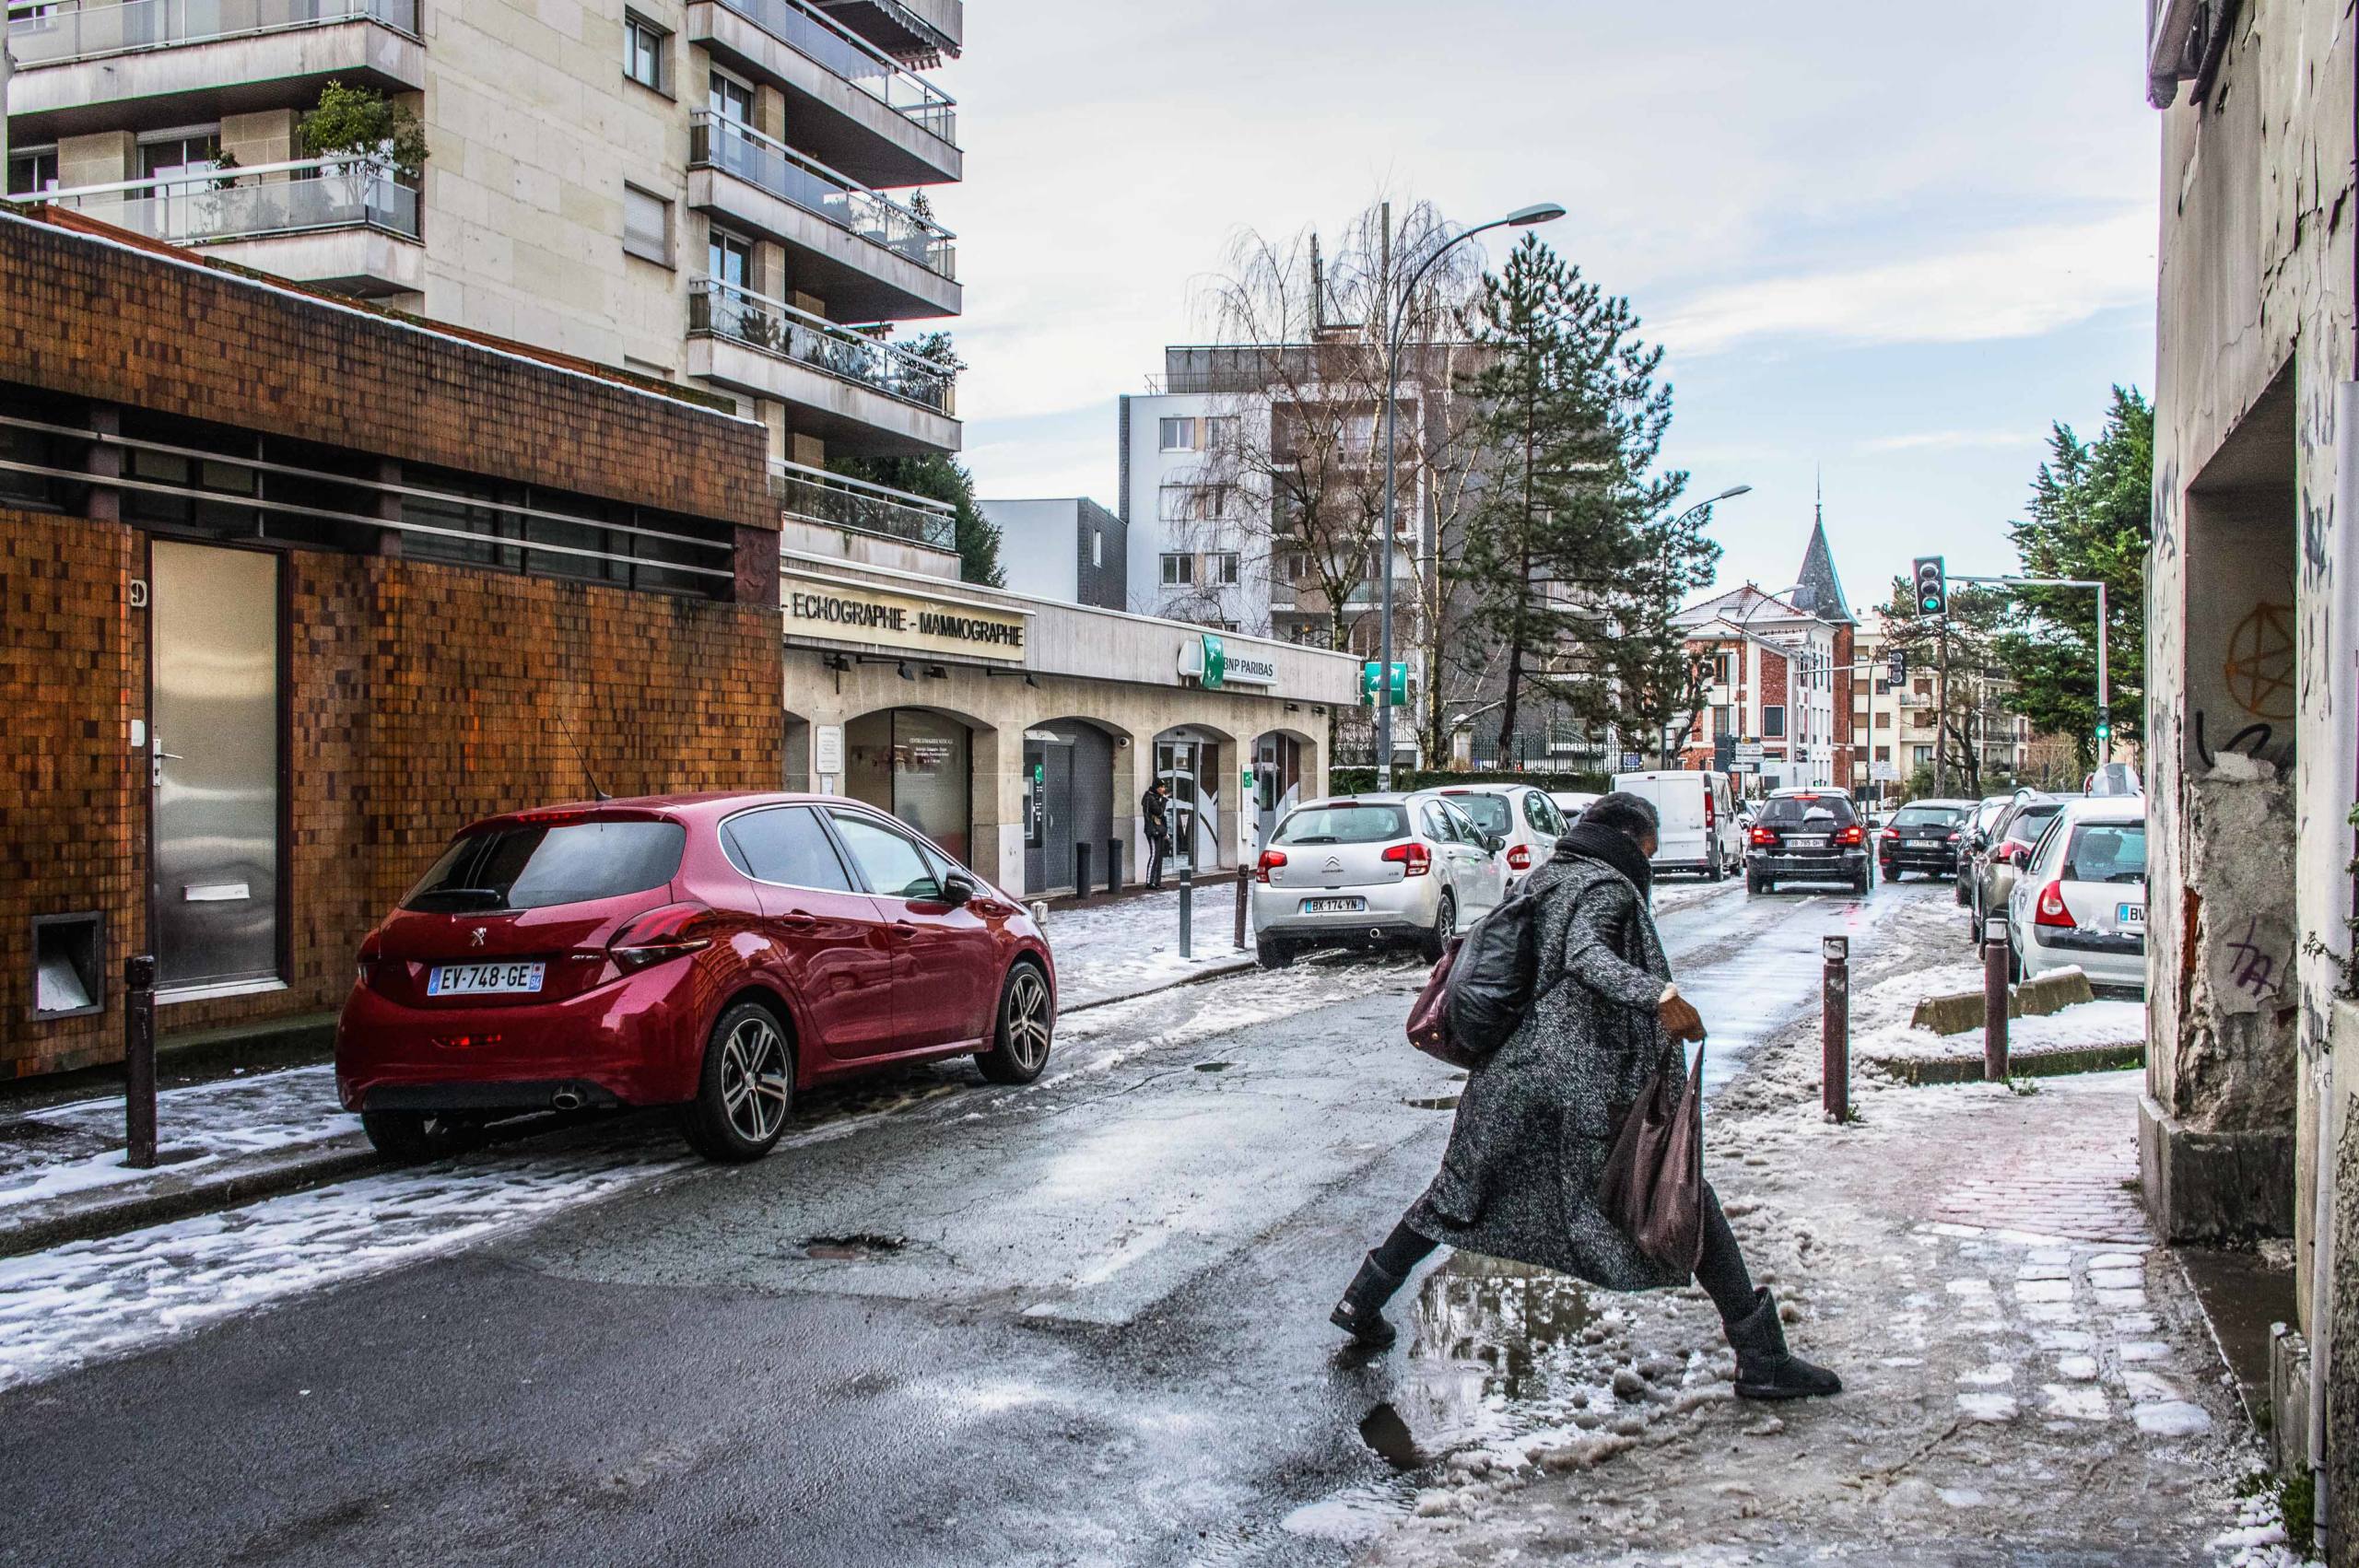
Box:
[2224,602,2297,720]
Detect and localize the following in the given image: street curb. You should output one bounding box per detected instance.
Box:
[0,1140,383,1259]
[1059,954,1259,1014]
[1863,1042,2145,1086]
[0,954,1270,1258]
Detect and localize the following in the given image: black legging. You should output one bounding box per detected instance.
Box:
[1378,1183,1757,1323]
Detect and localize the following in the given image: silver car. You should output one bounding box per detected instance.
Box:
[1966,791,2082,943]
[1432,783,1568,888]
[2005,796,2147,991]
[1250,792,1508,968]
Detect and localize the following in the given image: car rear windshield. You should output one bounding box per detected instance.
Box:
[403,820,686,912]
[1442,793,1512,836]
[1757,795,1856,828]
[2003,804,2064,845]
[2064,822,2147,883]
[1892,805,1966,828]
[1273,804,1409,845]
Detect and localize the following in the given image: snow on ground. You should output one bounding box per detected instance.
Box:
[0,1065,358,1211]
[1863,997,2148,1062]
[1041,886,1257,1008]
[0,1133,684,1392]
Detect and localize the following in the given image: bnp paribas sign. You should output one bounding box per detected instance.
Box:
[1185,633,1276,690]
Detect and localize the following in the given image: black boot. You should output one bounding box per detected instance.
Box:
[1725,1287,1841,1399]
[1330,1251,1406,1349]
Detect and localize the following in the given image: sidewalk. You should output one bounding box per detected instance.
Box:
[0,906,1262,1258]
[1338,903,2275,1566]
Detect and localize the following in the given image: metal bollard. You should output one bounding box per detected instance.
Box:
[1106,839,1122,894]
[1178,865,1193,959]
[1821,934,1849,1123]
[1233,864,1249,950]
[1983,917,2011,1082]
[124,952,157,1170]
[1074,841,1091,901]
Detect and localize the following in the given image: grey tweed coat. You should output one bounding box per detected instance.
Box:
[1402,850,1693,1292]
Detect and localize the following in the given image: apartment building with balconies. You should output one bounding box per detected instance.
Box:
[4,0,964,566]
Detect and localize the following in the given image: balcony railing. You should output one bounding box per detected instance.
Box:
[36,157,419,245]
[688,275,955,415]
[689,111,955,279]
[770,457,955,550]
[710,0,957,144]
[5,0,419,67]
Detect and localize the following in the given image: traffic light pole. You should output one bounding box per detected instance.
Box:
[1952,574,2111,752]
[1933,615,1951,797]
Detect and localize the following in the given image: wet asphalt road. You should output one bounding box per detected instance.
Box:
[0,876,1924,1568]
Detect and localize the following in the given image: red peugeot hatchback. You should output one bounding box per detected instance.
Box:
[336,792,1056,1164]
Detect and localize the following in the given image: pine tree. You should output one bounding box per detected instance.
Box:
[1454,236,1702,757]
[1995,387,2152,763]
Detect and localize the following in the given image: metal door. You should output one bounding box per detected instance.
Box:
[151,542,279,991]
[1042,743,1074,892]
[1155,740,1201,872]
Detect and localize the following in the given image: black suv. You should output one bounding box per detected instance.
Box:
[1877,799,1973,882]
[1745,790,1870,895]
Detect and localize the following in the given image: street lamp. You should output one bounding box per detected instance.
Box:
[1375,200,1566,789]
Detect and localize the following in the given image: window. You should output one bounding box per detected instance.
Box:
[1913,745,1932,766]
[624,184,671,264]
[1445,792,1511,838]
[1160,552,1194,587]
[708,68,754,123]
[139,130,220,181]
[624,13,668,91]
[722,806,853,891]
[403,821,687,912]
[6,146,58,197]
[1278,550,1311,582]
[1158,416,1197,451]
[1711,705,1731,737]
[1522,792,1564,837]
[1203,415,1238,450]
[1090,529,1103,568]
[1419,802,1456,843]
[1210,552,1239,586]
[1762,705,1786,739]
[1874,710,1892,730]
[706,223,752,287]
[1714,651,1733,685]
[827,811,943,901]
[1874,746,1889,762]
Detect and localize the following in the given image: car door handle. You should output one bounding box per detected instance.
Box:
[889,922,918,940]
[779,911,817,928]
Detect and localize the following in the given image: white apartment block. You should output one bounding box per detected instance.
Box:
[5,0,966,560]
[1117,385,1270,632]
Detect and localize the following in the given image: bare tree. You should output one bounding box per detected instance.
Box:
[1187,200,1487,699]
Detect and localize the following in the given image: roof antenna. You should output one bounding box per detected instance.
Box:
[557,718,613,802]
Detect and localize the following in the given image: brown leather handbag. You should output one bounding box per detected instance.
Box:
[1597,1039,1707,1272]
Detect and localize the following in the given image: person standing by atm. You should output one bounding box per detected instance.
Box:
[1142,779,1172,890]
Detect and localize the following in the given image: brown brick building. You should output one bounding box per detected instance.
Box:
[0,208,784,1081]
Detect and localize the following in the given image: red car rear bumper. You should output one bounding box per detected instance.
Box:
[334,957,709,1113]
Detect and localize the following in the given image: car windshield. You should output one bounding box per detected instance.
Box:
[2063,822,2147,883]
[404,819,685,911]
[1273,804,1408,846]
[1758,795,1856,828]
[1893,805,1966,828]
[1443,793,1512,836]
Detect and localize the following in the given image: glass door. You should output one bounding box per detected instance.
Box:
[1154,740,1202,872]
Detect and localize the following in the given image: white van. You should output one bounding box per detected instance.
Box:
[1609,770,1744,881]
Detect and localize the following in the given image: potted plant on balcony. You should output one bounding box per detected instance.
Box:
[299,80,428,227]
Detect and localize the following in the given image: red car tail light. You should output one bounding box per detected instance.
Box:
[1749,826,1776,847]
[2034,880,2075,929]
[1946,831,1962,843]
[1256,848,1287,883]
[518,807,593,825]
[608,901,713,973]
[1880,827,1900,840]
[1507,844,1533,872]
[431,1032,506,1050]
[356,930,383,987]
[1835,824,1864,846]
[1383,841,1432,876]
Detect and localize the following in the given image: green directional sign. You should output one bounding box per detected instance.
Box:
[1360,661,1409,706]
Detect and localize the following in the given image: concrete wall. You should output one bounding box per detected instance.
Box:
[2147,0,2356,1536]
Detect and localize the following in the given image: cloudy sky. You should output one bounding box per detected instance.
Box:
[927,2,2159,612]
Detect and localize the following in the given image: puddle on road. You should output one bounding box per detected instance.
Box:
[802,1234,908,1261]
[1411,1253,1602,1402]
[1192,1061,1233,1073]
[1402,1095,1460,1110]
[1356,1402,1424,1470]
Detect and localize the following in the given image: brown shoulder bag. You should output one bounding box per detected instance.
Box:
[1597,1038,1706,1272]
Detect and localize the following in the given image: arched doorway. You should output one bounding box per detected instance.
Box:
[1023,718,1123,895]
[1150,722,1239,874]
[1250,727,1315,847]
[846,707,974,865]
